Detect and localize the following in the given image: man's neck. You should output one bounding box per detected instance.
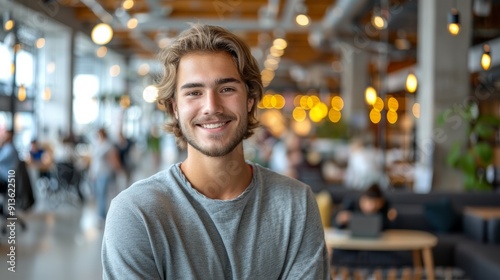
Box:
[180,144,252,200]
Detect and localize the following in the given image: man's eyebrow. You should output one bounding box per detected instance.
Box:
[180,78,241,90]
[180,82,205,90]
[215,77,242,85]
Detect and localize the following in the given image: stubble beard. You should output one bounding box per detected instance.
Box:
[179,113,248,157]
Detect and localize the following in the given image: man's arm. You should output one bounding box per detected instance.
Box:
[281,188,331,280]
[102,196,162,280]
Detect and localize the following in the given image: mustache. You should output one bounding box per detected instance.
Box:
[192,114,236,124]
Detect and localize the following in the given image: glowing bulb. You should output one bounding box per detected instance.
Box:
[36,38,46,49]
[412,103,420,119]
[406,72,418,93]
[372,15,386,30]
[4,19,14,31]
[370,109,381,124]
[18,85,26,102]
[295,14,310,26]
[110,65,120,77]
[273,38,287,50]
[91,23,113,45]
[127,18,138,29]
[481,44,491,71]
[143,85,158,103]
[448,9,460,36]
[122,0,134,10]
[365,86,377,105]
[96,46,108,58]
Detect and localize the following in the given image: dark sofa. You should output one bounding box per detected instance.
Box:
[326,188,500,280]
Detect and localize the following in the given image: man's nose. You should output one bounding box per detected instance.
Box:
[203,91,223,115]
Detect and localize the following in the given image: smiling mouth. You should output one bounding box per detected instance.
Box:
[198,121,230,129]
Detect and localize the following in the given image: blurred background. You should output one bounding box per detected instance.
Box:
[1,0,500,279]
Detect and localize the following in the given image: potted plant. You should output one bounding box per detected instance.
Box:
[439,102,500,190]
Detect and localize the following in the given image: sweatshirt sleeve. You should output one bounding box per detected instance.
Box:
[102,196,162,280]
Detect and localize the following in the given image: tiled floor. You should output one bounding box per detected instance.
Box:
[0,201,104,280]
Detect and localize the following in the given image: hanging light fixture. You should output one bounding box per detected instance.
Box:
[42,87,52,101]
[448,8,460,36]
[481,44,491,71]
[91,23,113,45]
[18,84,26,102]
[365,86,377,105]
[405,72,418,93]
[3,12,14,31]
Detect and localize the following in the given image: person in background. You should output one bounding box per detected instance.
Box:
[343,138,388,190]
[102,24,329,279]
[54,134,84,203]
[332,184,401,268]
[0,129,19,199]
[89,128,121,222]
[334,184,394,229]
[115,131,134,186]
[28,139,53,180]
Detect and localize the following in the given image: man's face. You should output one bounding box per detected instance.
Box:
[173,51,254,157]
[359,196,384,214]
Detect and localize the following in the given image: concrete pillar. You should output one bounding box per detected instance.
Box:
[415,0,472,191]
[340,43,369,135]
[38,28,73,143]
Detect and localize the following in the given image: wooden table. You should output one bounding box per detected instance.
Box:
[463,207,500,243]
[464,207,500,220]
[325,229,438,280]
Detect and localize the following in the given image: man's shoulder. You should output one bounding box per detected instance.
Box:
[254,164,311,195]
[113,165,182,208]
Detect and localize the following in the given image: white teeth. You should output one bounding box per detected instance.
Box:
[201,122,226,129]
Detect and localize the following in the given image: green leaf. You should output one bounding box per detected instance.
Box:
[459,153,476,175]
[464,175,477,190]
[446,143,462,167]
[472,143,493,164]
[478,115,500,126]
[473,122,495,138]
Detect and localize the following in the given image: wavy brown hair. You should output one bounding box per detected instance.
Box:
[156,24,263,149]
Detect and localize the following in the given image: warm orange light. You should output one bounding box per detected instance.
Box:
[122,0,134,10]
[370,109,381,124]
[412,103,420,118]
[296,14,310,26]
[4,20,14,31]
[91,23,113,45]
[328,108,341,123]
[405,72,418,93]
[331,96,344,111]
[18,85,26,102]
[481,44,491,71]
[365,86,377,105]
[293,107,307,122]
[448,9,460,36]
[36,38,46,49]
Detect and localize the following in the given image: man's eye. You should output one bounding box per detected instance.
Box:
[221,87,235,93]
[186,91,201,96]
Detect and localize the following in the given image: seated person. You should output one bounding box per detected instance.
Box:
[331,184,407,268]
[334,184,394,230]
[27,140,53,179]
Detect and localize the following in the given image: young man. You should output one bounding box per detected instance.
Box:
[102,24,330,279]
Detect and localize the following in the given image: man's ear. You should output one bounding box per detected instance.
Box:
[247,98,254,113]
[171,99,179,119]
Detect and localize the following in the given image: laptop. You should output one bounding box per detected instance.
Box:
[349,213,382,238]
